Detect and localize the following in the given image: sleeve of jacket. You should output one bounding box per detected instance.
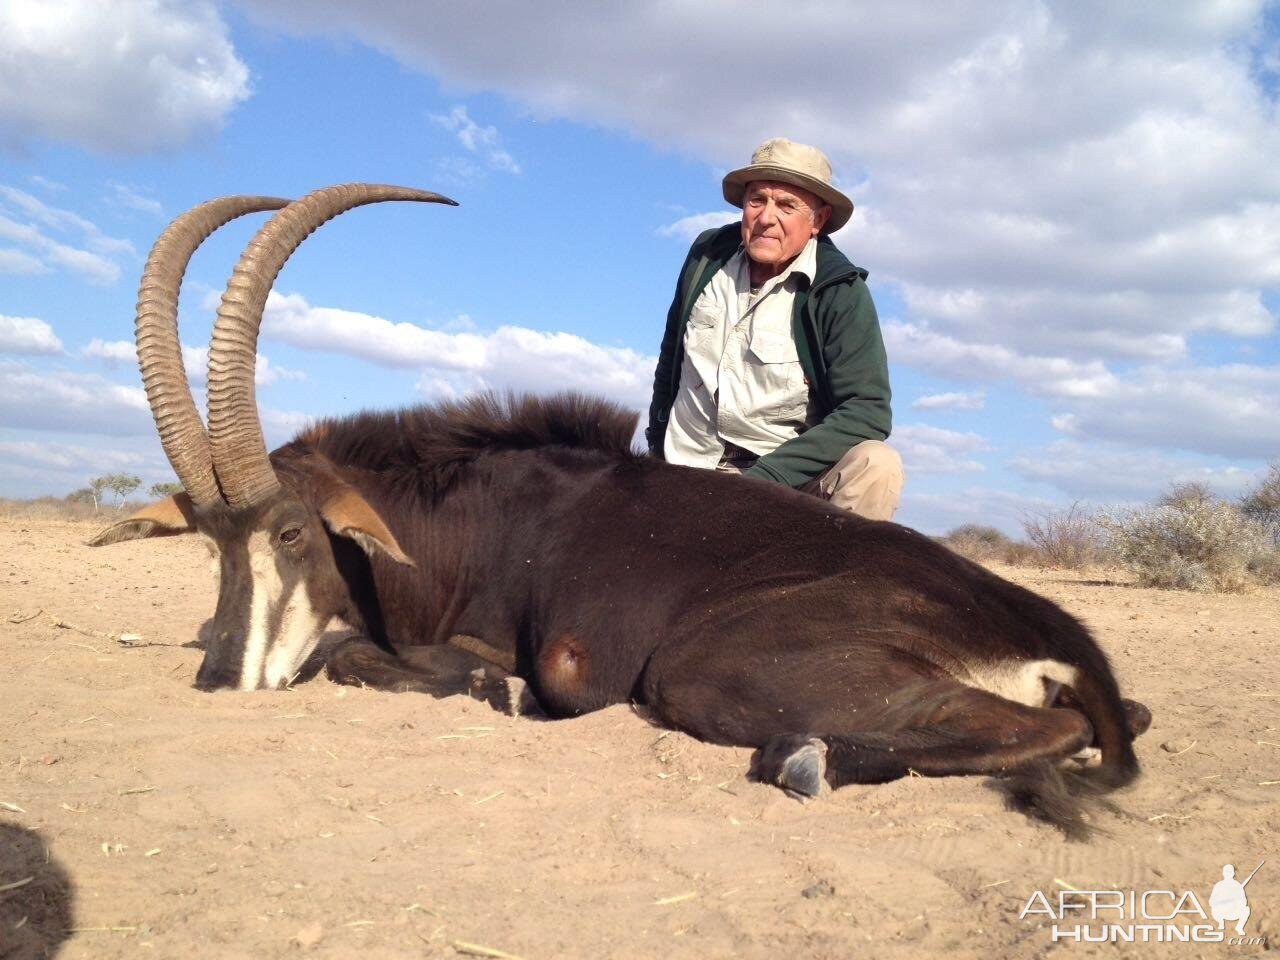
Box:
[744,277,892,487]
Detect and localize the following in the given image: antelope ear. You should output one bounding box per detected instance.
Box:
[319,487,414,567]
[89,493,197,546]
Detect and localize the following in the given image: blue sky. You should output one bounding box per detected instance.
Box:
[1,0,1278,534]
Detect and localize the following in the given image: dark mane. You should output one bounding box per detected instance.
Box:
[290,392,641,477]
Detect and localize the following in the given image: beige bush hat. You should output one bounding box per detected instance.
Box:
[722,137,853,232]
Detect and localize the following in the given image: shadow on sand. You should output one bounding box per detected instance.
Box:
[0,822,74,958]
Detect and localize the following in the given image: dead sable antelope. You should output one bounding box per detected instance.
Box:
[93,184,1151,836]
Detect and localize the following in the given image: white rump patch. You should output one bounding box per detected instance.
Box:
[964,658,1079,708]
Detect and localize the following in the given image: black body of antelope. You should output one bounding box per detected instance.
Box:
[92,185,1151,837]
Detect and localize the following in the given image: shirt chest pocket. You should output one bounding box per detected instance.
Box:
[682,301,725,392]
[747,329,808,418]
[688,301,720,330]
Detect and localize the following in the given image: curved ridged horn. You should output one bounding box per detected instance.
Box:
[137,196,291,506]
[206,183,458,507]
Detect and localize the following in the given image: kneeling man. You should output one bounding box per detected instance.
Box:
[647,138,903,520]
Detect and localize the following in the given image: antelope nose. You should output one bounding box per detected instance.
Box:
[194,658,237,691]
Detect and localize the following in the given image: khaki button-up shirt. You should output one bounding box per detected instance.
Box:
[663,238,816,468]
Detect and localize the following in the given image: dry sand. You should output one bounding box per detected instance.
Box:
[1,513,1277,959]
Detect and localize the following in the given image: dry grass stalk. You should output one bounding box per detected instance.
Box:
[654,892,697,905]
[66,926,138,934]
[454,940,525,960]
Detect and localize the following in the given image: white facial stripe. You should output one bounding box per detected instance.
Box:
[964,658,1079,708]
[239,531,284,691]
[262,581,330,689]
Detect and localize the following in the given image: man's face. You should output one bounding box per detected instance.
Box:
[741,180,831,270]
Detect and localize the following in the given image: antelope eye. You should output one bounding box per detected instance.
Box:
[279,527,302,545]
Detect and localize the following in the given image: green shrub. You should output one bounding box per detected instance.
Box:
[1098,490,1270,593]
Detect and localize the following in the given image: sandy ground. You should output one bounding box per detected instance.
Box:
[0,513,1277,960]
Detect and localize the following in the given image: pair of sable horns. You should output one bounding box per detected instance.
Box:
[136,184,456,510]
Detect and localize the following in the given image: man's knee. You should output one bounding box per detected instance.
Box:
[822,440,905,521]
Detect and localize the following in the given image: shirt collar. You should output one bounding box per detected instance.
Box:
[733,236,819,291]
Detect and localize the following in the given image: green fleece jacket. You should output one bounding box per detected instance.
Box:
[646,223,892,488]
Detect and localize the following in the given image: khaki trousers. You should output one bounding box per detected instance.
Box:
[717,439,905,521]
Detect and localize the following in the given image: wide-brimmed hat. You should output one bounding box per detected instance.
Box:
[722,138,853,232]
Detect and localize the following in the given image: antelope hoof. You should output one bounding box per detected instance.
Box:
[758,735,828,799]
[471,671,544,718]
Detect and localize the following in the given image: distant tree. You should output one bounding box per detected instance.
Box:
[1021,502,1102,570]
[1240,460,1280,523]
[149,481,183,499]
[88,475,111,512]
[65,487,95,505]
[1156,481,1216,511]
[106,473,142,510]
[1240,460,1280,549]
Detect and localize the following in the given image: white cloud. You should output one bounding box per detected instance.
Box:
[0,436,177,498]
[430,105,521,174]
[888,319,1280,459]
[1009,439,1263,503]
[0,359,152,436]
[0,360,312,477]
[0,314,64,355]
[239,0,1280,376]
[0,0,250,154]
[0,187,133,255]
[0,187,134,283]
[263,290,654,409]
[885,321,1118,398]
[82,338,136,364]
[894,284,1200,363]
[0,439,153,473]
[1046,363,1280,461]
[260,407,312,448]
[107,183,164,217]
[83,338,306,387]
[897,486,1060,538]
[0,247,48,275]
[0,216,121,284]
[656,211,739,242]
[892,423,989,474]
[27,175,66,193]
[911,391,985,411]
